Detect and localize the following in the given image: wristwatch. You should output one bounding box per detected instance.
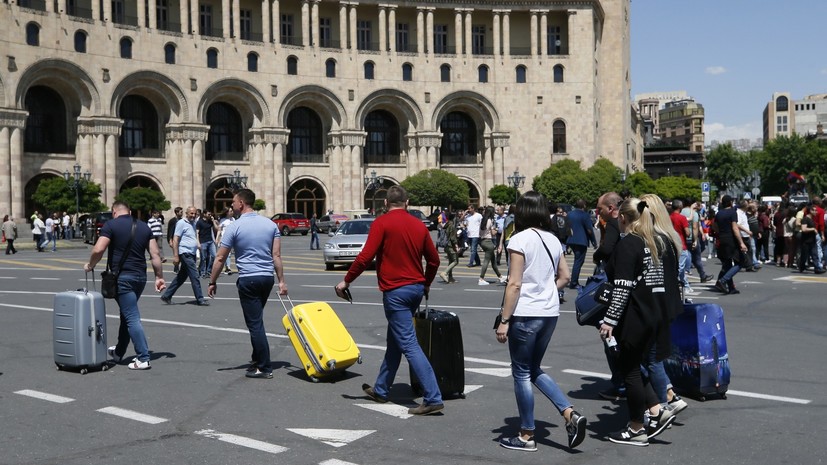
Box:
[500,317,510,324]
[209,282,216,286]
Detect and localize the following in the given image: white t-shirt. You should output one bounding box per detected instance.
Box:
[45,218,55,234]
[62,215,70,227]
[464,212,483,238]
[507,228,563,317]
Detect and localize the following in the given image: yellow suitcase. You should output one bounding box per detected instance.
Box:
[279,295,361,382]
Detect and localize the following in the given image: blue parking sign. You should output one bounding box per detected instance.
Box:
[701,182,710,193]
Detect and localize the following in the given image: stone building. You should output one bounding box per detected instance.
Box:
[0,0,637,219]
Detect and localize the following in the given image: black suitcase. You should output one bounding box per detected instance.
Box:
[410,304,465,399]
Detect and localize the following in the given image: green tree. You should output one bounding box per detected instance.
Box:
[115,187,171,218]
[253,199,266,211]
[533,159,590,205]
[584,158,623,203]
[625,171,657,197]
[706,143,749,194]
[488,184,518,205]
[32,176,106,214]
[654,176,703,201]
[400,169,469,209]
[756,134,827,197]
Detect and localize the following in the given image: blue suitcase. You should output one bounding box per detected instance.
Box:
[664,303,730,401]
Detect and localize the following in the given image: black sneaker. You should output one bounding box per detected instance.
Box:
[646,407,676,439]
[245,370,273,379]
[566,411,587,449]
[668,395,689,415]
[714,279,729,293]
[599,387,627,401]
[609,425,648,446]
[728,288,741,295]
[499,435,537,452]
[160,295,172,304]
[700,274,714,283]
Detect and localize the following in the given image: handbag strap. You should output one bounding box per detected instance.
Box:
[531,228,557,281]
[107,218,137,275]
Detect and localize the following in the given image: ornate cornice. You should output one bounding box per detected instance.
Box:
[77,116,123,136]
[0,109,28,129]
[490,132,510,148]
[250,127,290,145]
[415,132,442,148]
[329,130,367,147]
[165,123,210,141]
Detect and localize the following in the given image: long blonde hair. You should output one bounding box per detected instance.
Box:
[640,194,683,257]
[619,197,662,266]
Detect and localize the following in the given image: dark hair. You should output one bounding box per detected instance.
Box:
[721,195,733,208]
[111,200,130,211]
[235,188,255,206]
[575,199,586,209]
[480,205,495,233]
[386,186,408,206]
[515,191,552,232]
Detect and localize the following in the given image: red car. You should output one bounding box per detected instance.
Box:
[271,213,310,236]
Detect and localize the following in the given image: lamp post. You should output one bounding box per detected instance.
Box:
[63,163,92,239]
[364,170,384,213]
[227,169,248,191]
[507,170,526,204]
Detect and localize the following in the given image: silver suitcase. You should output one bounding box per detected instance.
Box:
[53,289,109,374]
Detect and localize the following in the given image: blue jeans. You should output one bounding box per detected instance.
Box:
[47,231,57,250]
[641,344,671,404]
[690,244,708,278]
[678,249,691,287]
[310,231,319,249]
[237,275,275,373]
[467,237,480,266]
[374,284,442,405]
[199,241,216,276]
[507,316,572,431]
[162,253,204,301]
[113,274,149,362]
[570,244,587,287]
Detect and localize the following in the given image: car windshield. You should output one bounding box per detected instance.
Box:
[338,221,371,235]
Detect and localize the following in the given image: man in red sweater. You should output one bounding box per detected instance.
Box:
[335,186,443,415]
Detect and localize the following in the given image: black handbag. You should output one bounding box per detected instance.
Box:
[101,219,136,299]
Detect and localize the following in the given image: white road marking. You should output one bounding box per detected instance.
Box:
[463,289,505,293]
[14,389,75,404]
[562,369,611,380]
[465,367,512,377]
[301,284,378,290]
[0,276,16,279]
[97,407,168,424]
[739,281,763,284]
[464,357,511,367]
[30,277,60,280]
[354,403,413,419]
[194,429,289,454]
[319,459,360,465]
[464,385,484,395]
[287,428,374,448]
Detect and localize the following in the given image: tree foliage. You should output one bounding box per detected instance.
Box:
[533,158,623,206]
[253,199,266,211]
[654,176,703,201]
[32,177,106,214]
[756,134,827,196]
[625,171,657,197]
[488,184,518,205]
[115,187,171,216]
[706,143,749,194]
[401,169,469,209]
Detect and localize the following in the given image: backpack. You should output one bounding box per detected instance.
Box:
[436,228,448,248]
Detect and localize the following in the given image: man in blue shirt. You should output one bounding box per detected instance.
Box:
[566,199,597,289]
[160,206,208,306]
[208,189,287,379]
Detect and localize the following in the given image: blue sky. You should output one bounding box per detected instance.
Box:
[631,0,827,143]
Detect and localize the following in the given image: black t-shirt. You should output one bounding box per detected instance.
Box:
[801,216,816,244]
[715,207,738,243]
[196,219,215,243]
[100,215,153,276]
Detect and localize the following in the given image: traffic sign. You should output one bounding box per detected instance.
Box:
[743,192,752,200]
[702,193,710,202]
[701,182,710,193]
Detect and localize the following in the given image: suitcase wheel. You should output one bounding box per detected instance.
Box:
[102,364,109,372]
[698,395,706,402]
[309,375,320,383]
[357,355,363,364]
[80,368,88,375]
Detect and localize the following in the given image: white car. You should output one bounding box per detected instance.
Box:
[323,218,374,270]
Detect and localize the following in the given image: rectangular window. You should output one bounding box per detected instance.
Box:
[319,17,331,47]
[547,25,562,54]
[239,9,252,40]
[199,4,213,36]
[111,0,125,24]
[357,20,372,50]
[156,0,168,30]
[472,25,485,54]
[396,23,409,52]
[434,24,448,54]
[281,14,294,45]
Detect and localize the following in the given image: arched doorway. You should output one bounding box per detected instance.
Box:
[363,179,396,213]
[119,176,162,220]
[464,180,480,207]
[205,178,236,215]
[24,173,60,221]
[286,179,326,218]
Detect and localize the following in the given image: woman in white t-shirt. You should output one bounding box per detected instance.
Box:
[494,191,586,452]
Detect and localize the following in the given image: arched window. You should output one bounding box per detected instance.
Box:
[24,86,68,153]
[364,110,400,164]
[120,37,132,59]
[516,65,527,83]
[74,30,87,53]
[402,63,413,82]
[440,64,451,82]
[164,43,176,64]
[286,107,324,163]
[776,96,789,112]
[207,48,218,68]
[364,61,375,80]
[247,52,258,72]
[26,22,39,46]
[553,65,564,83]
[287,56,298,75]
[206,102,244,160]
[478,65,488,83]
[119,95,160,157]
[439,112,477,165]
[325,59,336,78]
[552,120,567,154]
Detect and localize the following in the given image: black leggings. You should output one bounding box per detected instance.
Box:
[616,341,660,424]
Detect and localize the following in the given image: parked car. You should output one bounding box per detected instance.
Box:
[408,209,435,230]
[83,211,113,244]
[323,218,374,270]
[317,214,349,233]
[270,213,310,236]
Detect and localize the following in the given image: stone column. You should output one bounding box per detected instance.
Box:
[464,10,472,55]
[388,7,396,53]
[104,134,118,204]
[416,132,441,172]
[233,0,242,39]
[493,11,500,56]
[103,0,112,22]
[262,0,271,43]
[311,0,319,48]
[191,0,199,34]
[330,131,366,211]
[166,124,210,210]
[0,110,26,219]
[137,0,146,27]
[378,6,387,52]
[148,0,157,29]
[339,2,348,49]
[483,140,493,194]
[349,4,358,53]
[93,0,100,23]
[492,133,509,186]
[58,0,66,14]
[222,0,231,37]
[416,8,424,54]
[77,117,122,207]
[454,10,462,55]
[179,0,188,33]
[405,135,418,174]
[301,0,310,46]
[540,11,548,56]
[273,0,281,44]
[530,11,538,56]
[272,129,289,211]
[426,8,434,56]
[502,10,510,56]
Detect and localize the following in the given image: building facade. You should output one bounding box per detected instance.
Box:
[763,92,794,145]
[0,0,634,219]
[657,99,704,153]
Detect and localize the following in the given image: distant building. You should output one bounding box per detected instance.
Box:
[763,92,795,144]
[643,146,704,180]
[634,90,689,143]
[708,138,763,152]
[658,99,705,152]
[792,94,827,138]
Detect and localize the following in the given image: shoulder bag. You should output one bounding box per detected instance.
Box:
[101,218,136,299]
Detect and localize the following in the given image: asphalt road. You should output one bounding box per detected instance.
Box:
[0,235,824,464]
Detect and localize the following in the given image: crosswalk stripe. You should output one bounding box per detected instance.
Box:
[97,406,168,424]
[195,429,289,454]
[15,389,75,403]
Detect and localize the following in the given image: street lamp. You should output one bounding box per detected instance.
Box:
[364,170,384,213]
[227,169,248,191]
[63,163,91,238]
[507,170,526,204]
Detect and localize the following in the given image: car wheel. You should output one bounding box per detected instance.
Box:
[325,262,334,271]
[281,226,290,236]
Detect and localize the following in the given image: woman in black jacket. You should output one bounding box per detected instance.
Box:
[599,197,682,446]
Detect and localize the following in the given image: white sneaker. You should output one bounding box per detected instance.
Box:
[107,346,121,363]
[498,276,508,284]
[478,279,490,286]
[128,359,151,370]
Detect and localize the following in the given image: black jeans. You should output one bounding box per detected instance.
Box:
[616,340,660,424]
[5,239,16,254]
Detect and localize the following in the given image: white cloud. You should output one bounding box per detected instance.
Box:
[705,121,762,144]
[705,66,727,75]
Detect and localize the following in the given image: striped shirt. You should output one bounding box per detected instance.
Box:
[147,217,163,238]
